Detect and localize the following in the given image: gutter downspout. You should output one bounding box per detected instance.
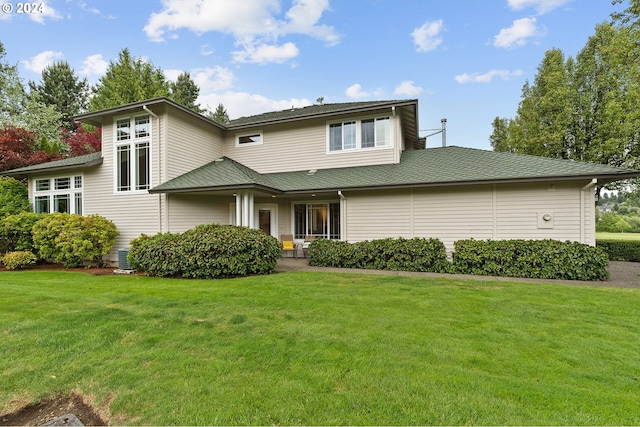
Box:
[143,105,163,232]
[580,179,597,245]
[338,191,346,241]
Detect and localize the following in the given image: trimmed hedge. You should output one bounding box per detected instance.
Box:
[597,239,640,262]
[453,239,610,281]
[127,224,281,279]
[308,237,452,273]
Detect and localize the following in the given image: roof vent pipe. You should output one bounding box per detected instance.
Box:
[441,118,447,147]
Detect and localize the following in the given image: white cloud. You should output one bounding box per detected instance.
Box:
[144,0,339,64]
[455,69,523,84]
[507,0,572,14]
[493,17,541,49]
[394,80,423,96]
[345,83,370,99]
[80,54,109,76]
[411,19,444,53]
[198,91,312,119]
[232,42,300,64]
[29,1,62,23]
[21,50,64,73]
[191,67,236,92]
[200,45,215,56]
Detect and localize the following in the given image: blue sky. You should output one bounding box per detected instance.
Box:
[0,0,626,150]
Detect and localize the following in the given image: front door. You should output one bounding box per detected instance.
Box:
[258,209,271,235]
[255,204,277,237]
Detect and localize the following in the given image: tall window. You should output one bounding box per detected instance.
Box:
[33,176,83,214]
[294,202,340,240]
[328,116,391,152]
[115,115,150,193]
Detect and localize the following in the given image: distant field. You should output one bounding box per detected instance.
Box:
[597,232,640,241]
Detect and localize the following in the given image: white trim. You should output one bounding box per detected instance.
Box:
[113,113,152,195]
[326,114,395,154]
[32,173,84,214]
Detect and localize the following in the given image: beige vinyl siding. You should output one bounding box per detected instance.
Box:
[224,115,399,174]
[166,107,224,180]
[495,182,581,242]
[343,190,413,240]
[167,194,233,232]
[343,181,594,254]
[412,186,494,251]
[83,117,161,263]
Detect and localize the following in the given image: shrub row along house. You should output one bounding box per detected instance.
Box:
[5,97,640,265]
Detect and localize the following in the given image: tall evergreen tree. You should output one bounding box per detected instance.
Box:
[28,61,89,130]
[208,103,229,124]
[169,72,202,113]
[90,48,170,111]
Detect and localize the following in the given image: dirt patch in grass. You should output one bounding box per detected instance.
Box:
[0,392,108,426]
[0,263,142,276]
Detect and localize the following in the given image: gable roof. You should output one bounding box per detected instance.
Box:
[3,152,103,177]
[149,147,640,195]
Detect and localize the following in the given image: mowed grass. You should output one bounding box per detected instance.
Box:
[597,232,640,241]
[1,271,640,425]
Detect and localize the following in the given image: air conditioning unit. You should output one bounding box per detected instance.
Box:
[118,248,131,270]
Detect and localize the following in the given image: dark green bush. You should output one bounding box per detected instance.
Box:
[0,177,28,219]
[0,212,45,253]
[32,213,119,267]
[308,237,451,273]
[127,224,281,279]
[596,239,640,262]
[453,239,610,281]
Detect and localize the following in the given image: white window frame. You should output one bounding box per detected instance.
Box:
[114,114,151,194]
[33,174,84,214]
[292,201,341,240]
[235,131,263,147]
[326,115,393,153]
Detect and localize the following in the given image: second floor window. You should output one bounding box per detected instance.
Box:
[115,115,150,192]
[328,116,391,152]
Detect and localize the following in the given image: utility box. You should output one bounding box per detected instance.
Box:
[118,248,131,270]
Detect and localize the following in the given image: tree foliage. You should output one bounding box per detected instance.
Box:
[0,42,26,121]
[490,9,640,190]
[208,103,229,124]
[90,48,170,111]
[61,123,102,156]
[28,61,89,130]
[0,125,62,172]
[169,72,202,113]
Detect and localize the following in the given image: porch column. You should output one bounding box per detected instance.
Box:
[235,190,256,228]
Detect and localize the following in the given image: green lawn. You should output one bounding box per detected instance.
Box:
[597,232,640,241]
[1,271,640,425]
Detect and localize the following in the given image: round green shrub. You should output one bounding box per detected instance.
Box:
[0,177,28,219]
[0,212,46,254]
[32,213,119,268]
[2,251,37,270]
[128,224,281,279]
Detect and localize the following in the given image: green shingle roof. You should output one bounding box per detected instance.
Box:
[150,147,640,194]
[226,100,417,128]
[3,152,103,176]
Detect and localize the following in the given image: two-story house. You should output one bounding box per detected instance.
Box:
[5,97,639,264]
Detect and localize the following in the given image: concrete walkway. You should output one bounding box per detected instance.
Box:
[276,258,640,288]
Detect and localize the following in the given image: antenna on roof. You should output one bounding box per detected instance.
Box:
[316,97,324,105]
